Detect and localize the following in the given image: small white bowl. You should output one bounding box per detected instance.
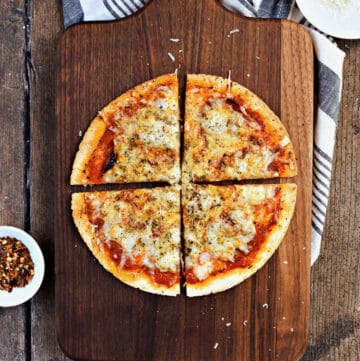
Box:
[296,0,360,39]
[0,226,45,307]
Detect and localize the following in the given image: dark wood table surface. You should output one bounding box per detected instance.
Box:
[0,2,359,360]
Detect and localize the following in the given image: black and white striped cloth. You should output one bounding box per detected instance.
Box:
[62,0,149,27]
[62,0,345,264]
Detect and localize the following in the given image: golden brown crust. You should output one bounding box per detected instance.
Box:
[183,74,297,182]
[70,117,107,185]
[184,184,297,297]
[71,190,181,296]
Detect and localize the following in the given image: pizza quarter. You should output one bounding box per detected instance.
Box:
[71,74,180,185]
[71,186,181,296]
[183,74,297,182]
[182,183,297,297]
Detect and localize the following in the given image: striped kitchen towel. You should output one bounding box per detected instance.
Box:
[62,0,345,264]
[62,0,149,27]
[219,0,345,265]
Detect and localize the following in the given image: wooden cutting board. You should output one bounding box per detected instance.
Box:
[55,1,313,360]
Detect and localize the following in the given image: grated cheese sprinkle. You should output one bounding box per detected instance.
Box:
[213,342,219,349]
[322,0,353,8]
[170,38,180,42]
[168,52,175,62]
[227,70,232,93]
[229,28,240,35]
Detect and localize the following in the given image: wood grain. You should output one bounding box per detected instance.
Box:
[279,21,313,361]
[0,1,27,360]
[28,1,70,360]
[55,1,313,360]
[0,1,359,361]
[301,40,360,361]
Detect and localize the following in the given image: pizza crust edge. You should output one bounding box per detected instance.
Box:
[70,73,180,185]
[185,183,297,297]
[70,116,107,185]
[184,74,297,180]
[71,192,181,296]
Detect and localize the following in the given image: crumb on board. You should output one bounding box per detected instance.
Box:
[221,317,224,321]
[213,342,219,349]
[247,73,251,78]
[290,328,294,332]
[170,38,180,42]
[229,28,240,35]
[282,316,286,320]
[168,52,175,62]
[79,130,82,137]
[262,303,269,309]
[256,56,261,60]
[243,320,248,326]
[226,322,232,327]
[283,260,288,264]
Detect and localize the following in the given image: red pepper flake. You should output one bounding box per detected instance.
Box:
[0,237,34,292]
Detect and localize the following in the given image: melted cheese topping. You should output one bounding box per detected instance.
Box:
[99,75,180,184]
[85,187,181,274]
[183,77,295,181]
[183,184,277,281]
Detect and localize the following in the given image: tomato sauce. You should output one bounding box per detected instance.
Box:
[268,159,286,174]
[153,270,180,287]
[85,128,115,183]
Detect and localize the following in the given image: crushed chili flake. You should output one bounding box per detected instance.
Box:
[0,237,34,292]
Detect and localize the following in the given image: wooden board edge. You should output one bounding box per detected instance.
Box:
[280,19,314,361]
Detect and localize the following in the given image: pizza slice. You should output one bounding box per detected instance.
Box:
[71,186,181,296]
[182,183,297,297]
[183,74,297,182]
[71,73,180,185]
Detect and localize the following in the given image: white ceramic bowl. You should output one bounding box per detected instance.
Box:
[296,0,360,39]
[0,226,45,307]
